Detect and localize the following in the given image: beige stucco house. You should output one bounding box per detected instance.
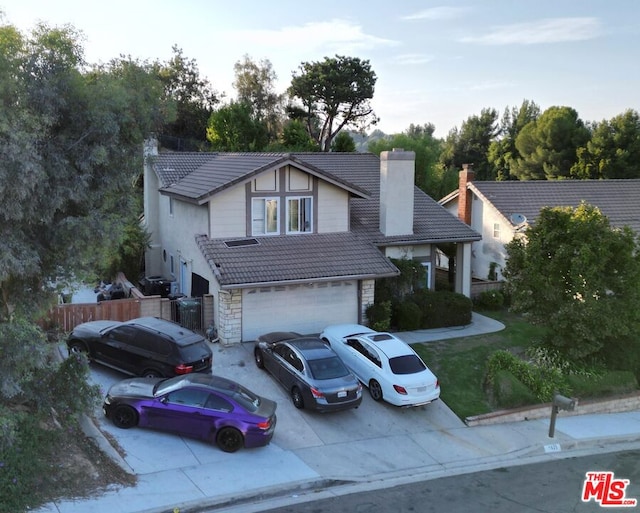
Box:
[143,144,480,344]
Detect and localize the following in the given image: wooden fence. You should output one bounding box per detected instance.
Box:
[45,298,141,332]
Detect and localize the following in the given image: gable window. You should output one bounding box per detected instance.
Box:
[252,198,279,235]
[493,223,500,239]
[287,197,312,233]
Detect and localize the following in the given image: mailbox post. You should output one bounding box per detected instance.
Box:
[549,393,577,437]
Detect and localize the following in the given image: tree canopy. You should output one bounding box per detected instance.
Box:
[288,55,378,152]
[510,106,590,180]
[571,109,640,179]
[504,203,640,362]
[439,108,499,181]
[0,21,168,319]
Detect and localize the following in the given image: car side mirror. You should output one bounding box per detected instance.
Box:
[160,396,168,404]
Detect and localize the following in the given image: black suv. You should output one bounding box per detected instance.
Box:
[67,317,213,378]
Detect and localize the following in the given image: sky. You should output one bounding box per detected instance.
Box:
[3,1,639,137]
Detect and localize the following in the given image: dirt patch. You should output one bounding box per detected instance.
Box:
[33,418,137,508]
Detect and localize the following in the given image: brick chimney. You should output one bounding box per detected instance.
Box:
[458,163,474,225]
[379,149,415,236]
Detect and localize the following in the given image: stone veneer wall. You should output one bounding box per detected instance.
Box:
[218,289,242,345]
[360,279,375,325]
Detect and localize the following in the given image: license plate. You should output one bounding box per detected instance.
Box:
[337,391,347,398]
[417,386,427,392]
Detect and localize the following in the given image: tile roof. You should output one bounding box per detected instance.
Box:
[153,152,370,202]
[152,151,481,287]
[469,180,640,233]
[196,233,400,288]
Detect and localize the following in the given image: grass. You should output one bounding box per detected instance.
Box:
[412,310,549,420]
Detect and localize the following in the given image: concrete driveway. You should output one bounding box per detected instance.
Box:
[89,341,464,477]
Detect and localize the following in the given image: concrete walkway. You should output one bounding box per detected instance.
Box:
[36,314,640,513]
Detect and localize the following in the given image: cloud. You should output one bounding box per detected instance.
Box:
[228,19,399,55]
[396,53,435,65]
[460,17,601,45]
[401,7,470,21]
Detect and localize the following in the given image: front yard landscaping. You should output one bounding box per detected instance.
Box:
[412,310,640,421]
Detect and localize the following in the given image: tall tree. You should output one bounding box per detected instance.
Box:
[511,106,590,180]
[439,108,499,180]
[571,109,640,179]
[504,203,640,362]
[233,54,283,143]
[0,21,169,319]
[154,45,219,150]
[488,100,540,180]
[288,55,378,152]
[206,100,268,151]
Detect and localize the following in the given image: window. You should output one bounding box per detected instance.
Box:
[252,198,279,235]
[166,388,209,408]
[287,197,312,233]
[493,223,500,239]
[169,197,174,217]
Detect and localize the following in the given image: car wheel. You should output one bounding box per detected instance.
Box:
[291,387,304,409]
[254,348,265,369]
[68,340,88,357]
[112,405,138,429]
[216,427,244,453]
[369,379,383,401]
[141,369,162,378]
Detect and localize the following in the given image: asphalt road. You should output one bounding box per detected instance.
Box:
[234,449,640,513]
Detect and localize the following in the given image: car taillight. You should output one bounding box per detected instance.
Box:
[435,379,440,389]
[174,363,194,375]
[310,387,324,399]
[257,419,271,430]
[393,385,408,395]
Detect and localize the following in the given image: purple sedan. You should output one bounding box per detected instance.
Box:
[103,373,277,452]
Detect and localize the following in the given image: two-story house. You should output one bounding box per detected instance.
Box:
[440,164,640,282]
[143,143,480,344]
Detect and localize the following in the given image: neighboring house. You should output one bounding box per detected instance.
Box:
[440,164,640,282]
[143,143,480,344]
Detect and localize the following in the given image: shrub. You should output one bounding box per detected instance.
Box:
[414,289,472,328]
[393,300,422,330]
[25,352,101,422]
[486,349,569,403]
[474,290,505,310]
[491,369,538,409]
[365,301,391,332]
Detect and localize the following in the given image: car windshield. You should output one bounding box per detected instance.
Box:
[388,355,427,375]
[153,376,184,395]
[307,357,350,380]
[178,340,209,359]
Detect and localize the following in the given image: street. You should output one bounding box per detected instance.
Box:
[242,449,640,513]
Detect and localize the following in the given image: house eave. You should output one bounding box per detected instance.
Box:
[219,271,399,290]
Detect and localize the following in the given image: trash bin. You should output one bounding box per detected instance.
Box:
[177,297,202,331]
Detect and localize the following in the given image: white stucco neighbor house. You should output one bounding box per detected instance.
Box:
[439,164,640,282]
[142,143,481,344]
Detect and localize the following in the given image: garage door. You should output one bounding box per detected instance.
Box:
[242,281,358,341]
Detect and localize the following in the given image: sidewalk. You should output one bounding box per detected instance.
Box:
[37,314,640,513]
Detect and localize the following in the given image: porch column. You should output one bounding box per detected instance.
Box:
[455,242,473,298]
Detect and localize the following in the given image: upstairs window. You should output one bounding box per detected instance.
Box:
[252,198,279,235]
[493,223,500,239]
[287,197,312,233]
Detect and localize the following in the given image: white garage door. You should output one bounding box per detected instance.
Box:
[242,281,358,341]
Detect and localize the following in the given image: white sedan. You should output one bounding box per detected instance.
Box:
[320,324,440,407]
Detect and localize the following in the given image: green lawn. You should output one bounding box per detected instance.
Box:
[412,310,549,420]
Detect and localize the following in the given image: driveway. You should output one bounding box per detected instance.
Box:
[89,341,464,478]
